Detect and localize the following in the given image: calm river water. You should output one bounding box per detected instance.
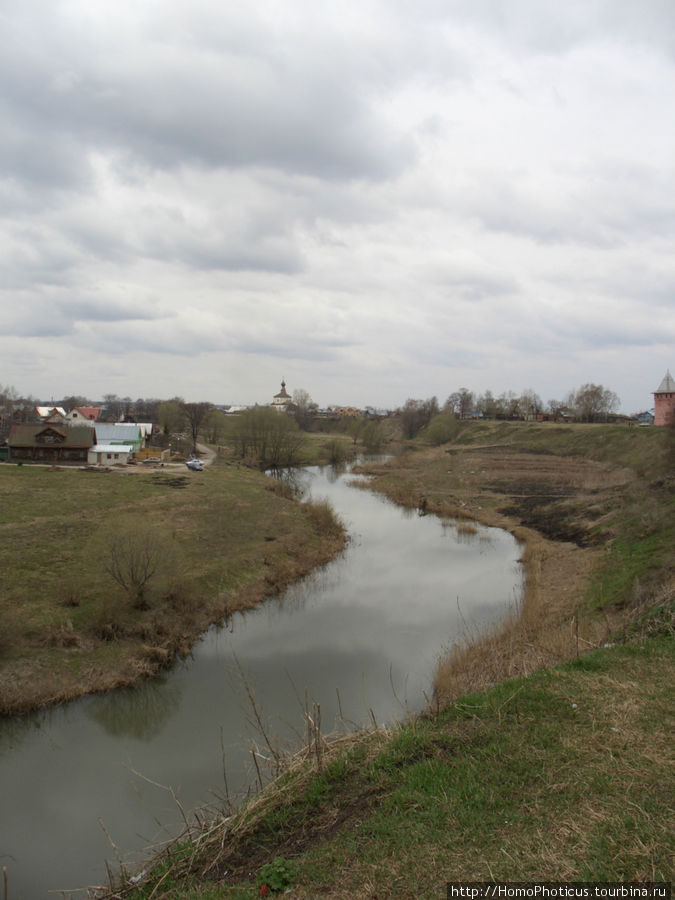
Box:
[0,461,523,898]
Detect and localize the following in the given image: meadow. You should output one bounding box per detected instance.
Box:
[0,458,345,714]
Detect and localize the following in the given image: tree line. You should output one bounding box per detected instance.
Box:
[396,383,621,439]
[1,380,623,456]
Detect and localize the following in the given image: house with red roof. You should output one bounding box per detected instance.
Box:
[66,407,101,424]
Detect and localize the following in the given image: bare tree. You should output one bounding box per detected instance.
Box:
[105,531,161,609]
[181,401,214,453]
[292,388,318,430]
[399,397,439,438]
[445,389,474,419]
[520,389,544,420]
[231,407,306,468]
[570,384,620,422]
[102,394,124,423]
[0,384,19,440]
[497,390,522,419]
[133,397,161,423]
[60,395,91,410]
[548,398,565,419]
[475,390,499,419]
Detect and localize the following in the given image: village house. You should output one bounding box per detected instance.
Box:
[330,406,362,418]
[35,406,66,421]
[93,424,145,453]
[653,370,675,427]
[87,443,134,466]
[65,406,101,423]
[8,421,147,464]
[8,424,94,463]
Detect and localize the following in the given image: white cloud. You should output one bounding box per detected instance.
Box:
[1,0,673,413]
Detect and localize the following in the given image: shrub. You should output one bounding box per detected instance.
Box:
[231,408,306,469]
[362,421,386,452]
[324,438,348,465]
[105,529,162,609]
[257,857,295,894]
[424,412,459,446]
[304,499,344,538]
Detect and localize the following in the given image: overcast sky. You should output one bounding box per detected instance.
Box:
[2,0,674,413]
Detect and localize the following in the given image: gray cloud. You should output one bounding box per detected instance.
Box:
[442,0,675,56]
[0,3,417,189]
[0,0,673,414]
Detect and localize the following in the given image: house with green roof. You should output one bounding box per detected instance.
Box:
[93,424,144,452]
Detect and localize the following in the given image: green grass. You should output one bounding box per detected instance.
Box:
[588,493,675,610]
[453,420,673,481]
[113,422,673,898]
[122,636,673,898]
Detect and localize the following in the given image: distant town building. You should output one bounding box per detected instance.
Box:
[272,379,294,412]
[35,406,66,421]
[330,406,362,418]
[653,370,675,426]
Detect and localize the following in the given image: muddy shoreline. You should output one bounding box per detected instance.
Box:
[356,443,636,702]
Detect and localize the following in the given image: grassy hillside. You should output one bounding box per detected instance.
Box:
[103,423,673,898]
[118,638,672,898]
[452,419,673,480]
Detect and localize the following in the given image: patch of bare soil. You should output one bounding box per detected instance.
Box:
[209,783,387,884]
[359,445,638,704]
[475,447,635,547]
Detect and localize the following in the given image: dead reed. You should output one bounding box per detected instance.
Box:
[94,662,390,900]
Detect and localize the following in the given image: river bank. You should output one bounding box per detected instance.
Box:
[0,450,524,899]
[110,637,672,898]
[358,422,672,701]
[0,458,346,715]
[105,421,673,897]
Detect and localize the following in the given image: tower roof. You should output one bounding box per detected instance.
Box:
[274,379,290,399]
[655,370,675,393]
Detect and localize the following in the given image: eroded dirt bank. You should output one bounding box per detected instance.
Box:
[357,441,646,703]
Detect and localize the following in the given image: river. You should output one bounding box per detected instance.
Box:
[0,460,523,898]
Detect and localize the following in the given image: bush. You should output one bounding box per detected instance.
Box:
[362,420,386,452]
[105,529,163,609]
[324,438,348,465]
[424,412,459,446]
[257,857,295,893]
[231,408,306,469]
[304,499,344,538]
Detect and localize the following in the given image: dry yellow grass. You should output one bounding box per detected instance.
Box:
[0,460,347,714]
[356,429,672,708]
